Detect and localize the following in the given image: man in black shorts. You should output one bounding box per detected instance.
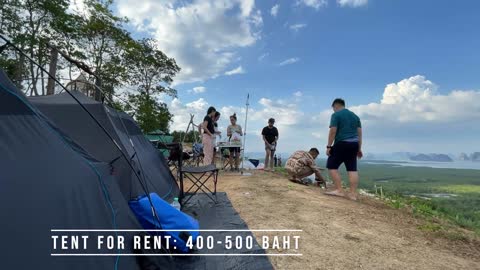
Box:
[325,98,363,200]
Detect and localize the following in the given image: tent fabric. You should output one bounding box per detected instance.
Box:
[0,69,153,270]
[1,69,273,269]
[107,110,178,203]
[28,91,179,203]
[174,193,274,270]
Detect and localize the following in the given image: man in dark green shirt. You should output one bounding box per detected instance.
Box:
[325,98,363,200]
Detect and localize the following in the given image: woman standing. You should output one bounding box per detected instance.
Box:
[202,107,217,165]
[227,113,243,171]
[212,111,222,163]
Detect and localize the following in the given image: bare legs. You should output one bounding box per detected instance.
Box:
[228,152,240,170]
[347,171,359,199]
[265,149,275,171]
[329,169,343,191]
[228,154,234,170]
[327,170,359,200]
[235,154,240,169]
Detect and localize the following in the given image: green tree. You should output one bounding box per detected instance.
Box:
[74,0,133,100]
[0,0,74,93]
[121,37,180,134]
[171,130,200,143]
[122,92,172,134]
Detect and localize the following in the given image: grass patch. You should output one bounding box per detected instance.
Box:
[438,185,480,194]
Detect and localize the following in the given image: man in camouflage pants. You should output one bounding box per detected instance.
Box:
[285,148,326,187]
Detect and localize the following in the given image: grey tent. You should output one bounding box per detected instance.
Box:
[28,91,179,203]
[0,69,153,269]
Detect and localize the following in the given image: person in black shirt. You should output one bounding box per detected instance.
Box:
[262,118,279,171]
[202,106,217,165]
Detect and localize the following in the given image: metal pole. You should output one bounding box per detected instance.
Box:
[241,94,250,174]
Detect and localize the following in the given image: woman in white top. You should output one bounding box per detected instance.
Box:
[227,113,243,171]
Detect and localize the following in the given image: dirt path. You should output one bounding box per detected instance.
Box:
[213,170,480,270]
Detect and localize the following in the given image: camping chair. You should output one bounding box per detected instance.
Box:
[221,148,232,170]
[156,142,186,180]
[179,164,219,204]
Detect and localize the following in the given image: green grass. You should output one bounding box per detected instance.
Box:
[438,185,480,194]
[293,159,480,235]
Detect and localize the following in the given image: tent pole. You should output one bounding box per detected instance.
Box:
[0,34,164,235]
[241,93,250,175]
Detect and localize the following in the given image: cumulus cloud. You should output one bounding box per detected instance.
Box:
[116,0,262,85]
[224,66,246,76]
[189,86,206,94]
[351,75,480,123]
[270,4,279,17]
[337,0,368,7]
[279,57,300,66]
[169,98,209,131]
[295,0,328,10]
[289,23,307,32]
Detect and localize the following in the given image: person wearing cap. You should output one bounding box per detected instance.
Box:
[325,98,363,200]
[262,118,279,171]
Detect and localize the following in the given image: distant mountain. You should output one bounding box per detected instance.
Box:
[459,153,470,161]
[365,152,478,163]
[366,152,413,161]
[410,154,453,162]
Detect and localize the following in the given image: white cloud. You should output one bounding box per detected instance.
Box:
[116,0,262,85]
[189,86,206,94]
[289,23,307,32]
[279,57,300,66]
[224,66,246,76]
[270,4,280,17]
[258,53,269,61]
[351,75,480,123]
[337,0,368,8]
[294,91,303,97]
[169,98,209,131]
[295,0,328,10]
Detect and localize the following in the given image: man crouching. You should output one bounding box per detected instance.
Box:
[285,148,326,188]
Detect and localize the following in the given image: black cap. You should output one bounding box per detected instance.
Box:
[268,118,275,123]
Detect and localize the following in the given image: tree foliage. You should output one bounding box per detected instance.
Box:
[121,92,172,134]
[0,0,180,134]
[171,130,201,143]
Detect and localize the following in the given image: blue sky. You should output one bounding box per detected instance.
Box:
[107,0,480,155]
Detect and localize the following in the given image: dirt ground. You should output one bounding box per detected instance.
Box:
[202,170,480,270]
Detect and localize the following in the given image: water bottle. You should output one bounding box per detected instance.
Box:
[171,197,181,211]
